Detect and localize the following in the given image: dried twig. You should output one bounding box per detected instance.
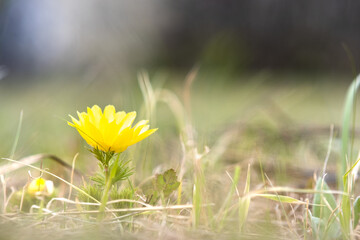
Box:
[0,154,82,176]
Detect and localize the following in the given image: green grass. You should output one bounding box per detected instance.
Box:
[1,71,360,239]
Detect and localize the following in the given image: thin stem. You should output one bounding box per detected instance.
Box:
[99,153,120,218]
[127,177,135,231]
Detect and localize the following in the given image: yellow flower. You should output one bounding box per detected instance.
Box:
[68,105,157,153]
[27,178,54,196]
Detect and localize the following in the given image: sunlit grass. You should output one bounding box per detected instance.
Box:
[1,71,360,239]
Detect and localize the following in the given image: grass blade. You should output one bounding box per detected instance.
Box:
[341,74,360,187]
[10,110,23,159]
[353,196,360,228]
[239,164,250,232]
[255,194,305,204]
[312,178,337,219]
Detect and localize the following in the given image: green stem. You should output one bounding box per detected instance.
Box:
[99,171,111,214]
[98,154,120,218]
[37,196,44,219]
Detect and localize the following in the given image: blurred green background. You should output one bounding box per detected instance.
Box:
[0,0,359,181]
[0,0,360,181]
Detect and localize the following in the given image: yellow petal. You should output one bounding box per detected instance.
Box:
[134,120,149,129]
[139,125,150,135]
[119,112,136,132]
[68,121,76,127]
[82,121,105,149]
[104,105,116,122]
[133,124,149,137]
[91,105,102,116]
[132,128,157,145]
[77,111,87,125]
[112,127,133,152]
[87,105,102,127]
[103,119,121,147]
[115,111,126,124]
[68,115,80,126]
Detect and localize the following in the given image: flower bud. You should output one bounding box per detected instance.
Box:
[27,178,54,196]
